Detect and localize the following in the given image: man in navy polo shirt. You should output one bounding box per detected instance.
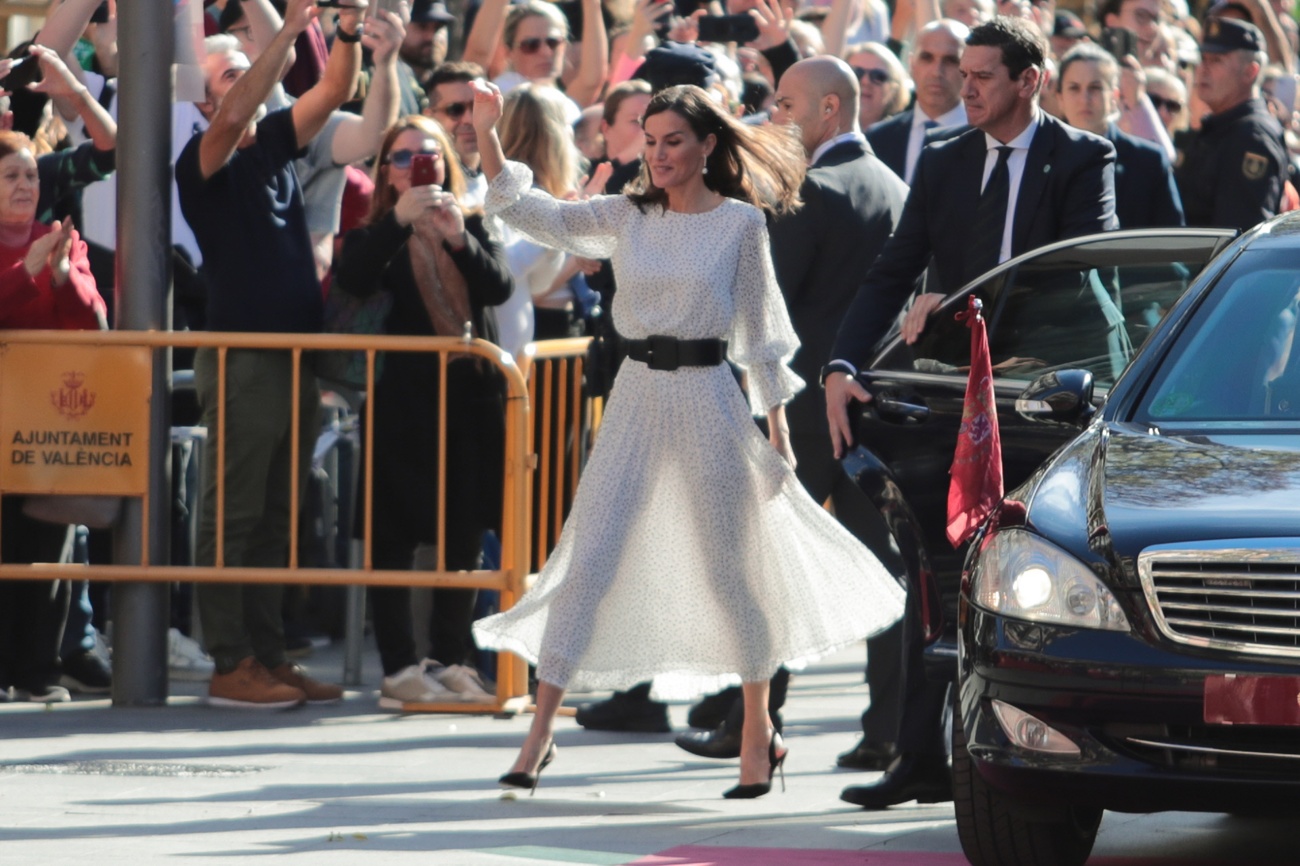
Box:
[177,0,364,708]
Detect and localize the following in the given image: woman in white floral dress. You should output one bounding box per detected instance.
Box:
[470,82,906,799]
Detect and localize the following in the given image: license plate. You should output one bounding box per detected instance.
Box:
[1204,674,1300,726]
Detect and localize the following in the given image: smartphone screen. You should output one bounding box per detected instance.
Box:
[697,14,760,45]
[410,153,438,188]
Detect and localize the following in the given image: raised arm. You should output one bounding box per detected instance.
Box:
[472,78,508,182]
[33,0,100,57]
[566,0,609,108]
[27,45,117,152]
[235,0,299,75]
[329,7,404,166]
[290,2,365,152]
[199,0,314,179]
[463,0,510,70]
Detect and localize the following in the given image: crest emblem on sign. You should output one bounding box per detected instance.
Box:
[51,371,95,419]
[1243,152,1269,180]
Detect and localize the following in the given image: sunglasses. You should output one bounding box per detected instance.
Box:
[1148,93,1184,113]
[852,67,892,86]
[435,100,474,120]
[517,36,563,54]
[386,147,443,169]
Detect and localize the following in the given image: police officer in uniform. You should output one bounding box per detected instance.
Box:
[1176,17,1288,231]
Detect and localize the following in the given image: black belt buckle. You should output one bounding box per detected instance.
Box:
[645,334,679,371]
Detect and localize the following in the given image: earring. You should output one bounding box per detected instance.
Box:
[702,164,709,176]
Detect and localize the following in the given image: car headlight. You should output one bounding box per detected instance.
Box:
[973,529,1130,631]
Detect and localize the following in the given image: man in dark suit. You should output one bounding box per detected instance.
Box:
[825,15,1117,809]
[673,54,910,762]
[1056,43,1184,228]
[866,19,971,184]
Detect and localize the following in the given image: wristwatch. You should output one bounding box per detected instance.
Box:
[334,22,363,43]
[819,360,856,387]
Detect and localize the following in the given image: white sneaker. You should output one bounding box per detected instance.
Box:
[169,628,216,681]
[91,628,112,666]
[378,661,459,710]
[432,662,494,701]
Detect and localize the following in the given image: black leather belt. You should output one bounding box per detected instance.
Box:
[625,335,728,371]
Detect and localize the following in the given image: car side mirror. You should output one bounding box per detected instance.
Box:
[1015,369,1096,426]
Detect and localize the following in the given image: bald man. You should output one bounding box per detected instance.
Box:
[867,20,971,183]
[674,56,911,763]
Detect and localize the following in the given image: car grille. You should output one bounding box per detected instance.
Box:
[1138,544,1300,659]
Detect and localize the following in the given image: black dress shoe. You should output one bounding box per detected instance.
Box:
[839,754,952,809]
[836,738,896,771]
[687,686,741,729]
[675,722,742,759]
[574,686,671,733]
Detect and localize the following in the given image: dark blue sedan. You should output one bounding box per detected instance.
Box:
[953,213,1300,865]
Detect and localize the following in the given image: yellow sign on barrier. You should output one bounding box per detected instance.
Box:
[0,343,151,495]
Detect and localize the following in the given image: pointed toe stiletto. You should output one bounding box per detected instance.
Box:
[722,733,787,800]
[499,741,557,796]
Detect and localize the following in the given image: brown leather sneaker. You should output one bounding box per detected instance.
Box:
[208,657,306,709]
[269,662,344,704]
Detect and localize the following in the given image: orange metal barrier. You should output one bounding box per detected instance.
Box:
[0,328,537,712]
[517,338,604,578]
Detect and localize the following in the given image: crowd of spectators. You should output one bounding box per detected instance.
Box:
[0,0,1297,732]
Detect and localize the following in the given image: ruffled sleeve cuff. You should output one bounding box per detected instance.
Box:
[744,359,805,416]
[485,160,535,217]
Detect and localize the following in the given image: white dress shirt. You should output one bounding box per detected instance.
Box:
[904,103,967,183]
[810,131,868,167]
[980,112,1040,266]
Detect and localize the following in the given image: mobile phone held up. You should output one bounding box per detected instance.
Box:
[697,13,760,45]
[410,153,438,188]
[1099,26,1139,61]
[1,53,40,91]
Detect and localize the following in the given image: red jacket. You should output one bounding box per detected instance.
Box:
[0,222,106,330]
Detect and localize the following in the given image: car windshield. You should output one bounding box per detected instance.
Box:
[1139,248,1300,424]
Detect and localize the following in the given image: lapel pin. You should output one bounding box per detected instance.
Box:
[1043,164,1052,173]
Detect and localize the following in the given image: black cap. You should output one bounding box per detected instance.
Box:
[411,0,455,25]
[634,41,717,92]
[1053,12,1086,39]
[1201,16,1265,53]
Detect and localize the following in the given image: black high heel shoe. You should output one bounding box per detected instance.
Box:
[722,733,787,800]
[499,740,557,796]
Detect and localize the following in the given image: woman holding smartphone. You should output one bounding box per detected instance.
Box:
[334,115,515,707]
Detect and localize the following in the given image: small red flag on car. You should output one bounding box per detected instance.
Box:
[946,296,1003,547]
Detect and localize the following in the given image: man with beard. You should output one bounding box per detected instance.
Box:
[398,0,454,116]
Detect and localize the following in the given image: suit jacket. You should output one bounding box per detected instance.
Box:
[1108,124,1184,229]
[769,138,907,445]
[865,110,913,180]
[831,111,1117,368]
[867,110,970,182]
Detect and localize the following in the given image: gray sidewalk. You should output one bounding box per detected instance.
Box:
[1,640,1295,866]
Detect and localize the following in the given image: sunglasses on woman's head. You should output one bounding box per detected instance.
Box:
[853,67,892,86]
[518,36,563,54]
[1147,94,1183,113]
[436,100,474,120]
[386,147,443,168]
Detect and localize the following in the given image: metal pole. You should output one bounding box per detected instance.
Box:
[111,0,174,706]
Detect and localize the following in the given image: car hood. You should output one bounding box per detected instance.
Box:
[1100,423,1300,556]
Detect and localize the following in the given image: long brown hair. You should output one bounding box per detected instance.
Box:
[366,115,469,225]
[628,85,804,216]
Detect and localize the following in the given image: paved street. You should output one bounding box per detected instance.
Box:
[1,640,1295,865]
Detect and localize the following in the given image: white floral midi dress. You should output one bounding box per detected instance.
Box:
[472,161,906,699]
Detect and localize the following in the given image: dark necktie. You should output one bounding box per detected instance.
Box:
[922,120,939,132]
[965,145,1013,284]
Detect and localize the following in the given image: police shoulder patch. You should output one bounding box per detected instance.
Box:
[1243,151,1270,180]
